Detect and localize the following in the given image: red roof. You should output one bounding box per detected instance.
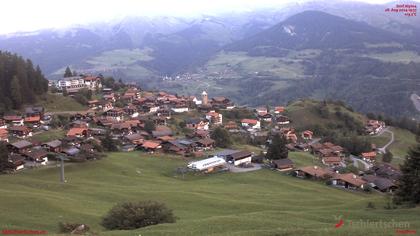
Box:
[241,119,258,125]
[142,141,161,149]
[67,128,88,137]
[362,151,376,159]
[24,116,41,123]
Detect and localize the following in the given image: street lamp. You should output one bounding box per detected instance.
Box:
[57,155,69,183]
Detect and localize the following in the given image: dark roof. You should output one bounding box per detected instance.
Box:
[11,140,33,149]
[44,140,62,148]
[152,130,173,137]
[272,158,294,167]
[229,150,252,160]
[24,149,48,160]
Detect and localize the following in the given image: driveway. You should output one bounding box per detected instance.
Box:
[376,128,394,154]
[350,155,372,170]
[228,163,262,173]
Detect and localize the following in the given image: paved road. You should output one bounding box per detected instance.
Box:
[410,93,420,112]
[350,155,371,170]
[377,128,395,154]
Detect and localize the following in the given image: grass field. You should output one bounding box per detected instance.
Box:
[388,127,417,162]
[37,93,87,112]
[0,152,419,236]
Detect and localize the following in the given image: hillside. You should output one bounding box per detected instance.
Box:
[1,152,419,236]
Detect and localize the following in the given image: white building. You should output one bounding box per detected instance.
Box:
[187,157,226,172]
[56,76,102,91]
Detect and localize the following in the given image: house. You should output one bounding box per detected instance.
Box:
[0,128,8,142]
[258,113,273,122]
[301,130,313,140]
[365,120,385,135]
[322,156,343,167]
[361,151,376,162]
[211,97,234,109]
[3,115,24,126]
[9,140,33,153]
[187,156,226,172]
[23,149,49,165]
[171,105,189,113]
[66,128,88,138]
[186,118,209,130]
[362,175,397,192]
[295,166,334,179]
[71,120,89,128]
[272,158,294,171]
[24,116,41,125]
[205,111,223,125]
[9,126,32,138]
[8,154,25,171]
[105,108,124,121]
[226,150,253,166]
[276,115,290,125]
[141,141,162,152]
[372,163,402,182]
[241,119,260,130]
[0,119,6,128]
[274,106,285,114]
[195,138,215,150]
[332,173,366,190]
[62,147,80,156]
[255,107,268,116]
[83,76,102,90]
[25,106,44,117]
[124,133,144,145]
[224,121,238,131]
[87,100,100,109]
[110,122,132,135]
[43,140,62,153]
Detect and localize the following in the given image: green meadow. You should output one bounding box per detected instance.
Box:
[0,152,419,236]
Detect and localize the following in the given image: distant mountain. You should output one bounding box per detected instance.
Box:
[227,11,409,54]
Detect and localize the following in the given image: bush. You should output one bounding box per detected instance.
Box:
[58,222,90,234]
[101,201,176,230]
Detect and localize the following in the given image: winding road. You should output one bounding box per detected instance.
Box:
[376,128,395,154]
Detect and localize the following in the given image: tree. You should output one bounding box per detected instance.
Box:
[101,132,118,152]
[10,76,22,109]
[211,127,232,148]
[144,120,156,134]
[394,145,420,206]
[64,66,73,78]
[382,151,393,163]
[266,134,288,160]
[0,142,12,173]
[101,201,176,230]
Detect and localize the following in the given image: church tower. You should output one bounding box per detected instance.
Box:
[202,91,208,105]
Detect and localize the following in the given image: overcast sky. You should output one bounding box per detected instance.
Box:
[0,0,411,34]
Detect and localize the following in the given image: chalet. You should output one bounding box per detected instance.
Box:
[124,133,144,145]
[123,104,138,116]
[362,175,397,193]
[281,128,298,143]
[225,150,253,166]
[241,119,260,130]
[195,138,215,150]
[258,113,273,122]
[3,115,24,126]
[8,154,25,171]
[157,135,175,142]
[9,126,32,138]
[105,108,124,121]
[43,140,62,153]
[372,163,402,181]
[361,151,376,162]
[205,111,223,125]
[274,106,285,114]
[83,76,102,90]
[186,118,209,130]
[66,128,88,138]
[71,120,89,128]
[23,149,49,165]
[224,121,238,131]
[24,116,41,125]
[211,97,234,109]
[98,100,113,111]
[301,130,313,140]
[89,128,107,136]
[141,141,162,152]
[332,173,366,190]
[111,122,132,135]
[187,156,226,172]
[365,120,385,135]
[25,106,44,117]
[80,143,95,153]
[276,115,290,125]
[62,147,80,156]
[103,93,116,102]
[255,107,268,116]
[164,140,196,155]
[272,158,294,171]
[322,156,343,167]
[295,166,334,179]
[102,87,113,94]
[0,128,8,142]
[9,140,33,153]
[188,130,210,139]
[88,99,100,109]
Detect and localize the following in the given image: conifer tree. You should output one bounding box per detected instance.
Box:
[394,145,420,205]
[10,76,22,109]
[266,133,288,160]
[64,66,73,78]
